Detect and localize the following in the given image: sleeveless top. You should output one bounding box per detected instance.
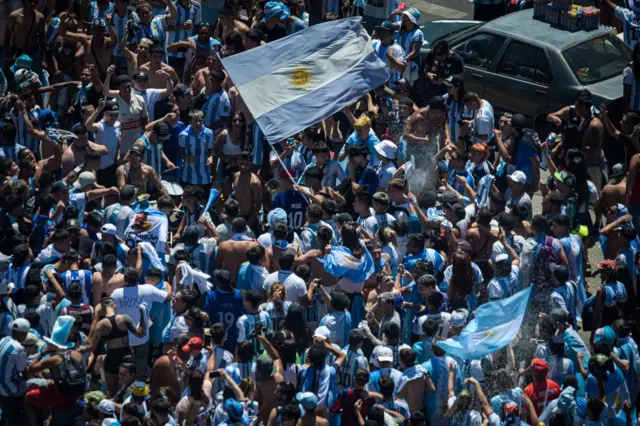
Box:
[223,132,243,156]
[105,315,129,341]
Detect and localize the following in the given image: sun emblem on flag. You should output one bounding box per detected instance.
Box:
[483,329,495,337]
[290,67,312,89]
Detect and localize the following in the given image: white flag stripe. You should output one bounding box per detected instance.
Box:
[237,28,372,119]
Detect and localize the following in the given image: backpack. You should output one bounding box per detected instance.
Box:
[56,351,86,397]
[530,236,559,298]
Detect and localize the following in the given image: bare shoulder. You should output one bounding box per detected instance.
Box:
[161,63,176,74]
[250,173,261,184]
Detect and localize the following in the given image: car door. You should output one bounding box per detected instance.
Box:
[483,40,553,119]
[450,32,508,98]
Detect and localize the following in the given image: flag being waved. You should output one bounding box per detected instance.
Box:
[436,287,532,360]
[220,17,390,144]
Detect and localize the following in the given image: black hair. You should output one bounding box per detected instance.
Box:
[246,245,265,265]
[244,290,262,308]
[237,341,254,362]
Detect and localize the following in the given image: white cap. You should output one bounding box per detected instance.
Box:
[73,171,96,190]
[377,346,394,363]
[99,399,116,415]
[495,253,509,263]
[374,140,397,160]
[451,308,469,328]
[312,326,331,341]
[507,170,527,184]
[11,318,30,333]
[101,223,118,237]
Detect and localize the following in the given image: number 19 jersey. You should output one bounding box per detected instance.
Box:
[203,289,245,353]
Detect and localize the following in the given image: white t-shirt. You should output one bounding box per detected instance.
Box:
[111,284,167,346]
[134,88,164,121]
[95,120,121,169]
[263,271,307,302]
[116,94,148,157]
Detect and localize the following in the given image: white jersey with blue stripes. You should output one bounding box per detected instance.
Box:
[179,124,214,185]
[0,336,27,396]
[167,1,202,57]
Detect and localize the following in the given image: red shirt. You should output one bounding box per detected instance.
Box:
[524,379,561,415]
[330,389,376,426]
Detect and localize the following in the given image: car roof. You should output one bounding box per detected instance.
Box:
[480,9,612,50]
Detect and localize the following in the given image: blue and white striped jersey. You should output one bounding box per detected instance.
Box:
[5,263,31,291]
[60,270,94,305]
[225,361,256,384]
[367,367,403,393]
[113,12,140,57]
[236,311,271,354]
[338,348,369,390]
[179,125,214,185]
[44,15,61,49]
[0,336,27,396]
[88,0,114,21]
[139,133,164,177]
[103,203,135,237]
[167,1,202,58]
[210,345,235,393]
[12,106,41,157]
[202,89,231,133]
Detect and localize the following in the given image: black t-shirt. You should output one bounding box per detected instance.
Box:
[255,21,288,42]
[424,50,464,79]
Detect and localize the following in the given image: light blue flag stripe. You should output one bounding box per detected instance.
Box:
[220,17,389,145]
[436,287,532,360]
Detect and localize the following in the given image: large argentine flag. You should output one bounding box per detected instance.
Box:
[220,17,390,144]
[436,287,532,360]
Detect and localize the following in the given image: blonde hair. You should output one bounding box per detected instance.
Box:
[354,115,372,128]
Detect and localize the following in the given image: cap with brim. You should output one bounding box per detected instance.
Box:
[264,1,285,20]
[10,54,32,74]
[11,318,31,333]
[101,223,118,236]
[73,171,96,190]
[133,71,149,82]
[130,144,145,156]
[376,346,394,362]
[296,392,318,410]
[402,7,421,25]
[376,20,397,32]
[610,163,625,180]
[313,325,331,340]
[91,18,106,29]
[52,180,72,193]
[104,102,120,113]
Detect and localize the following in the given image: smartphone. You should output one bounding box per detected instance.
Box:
[251,323,263,338]
[73,163,85,174]
[209,371,221,379]
[316,278,323,286]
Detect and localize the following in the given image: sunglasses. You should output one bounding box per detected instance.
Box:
[232,118,243,123]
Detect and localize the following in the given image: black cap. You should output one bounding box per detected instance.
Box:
[104,101,119,113]
[133,70,149,82]
[576,89,592,105]
[152,121,171,140]
[129,144,145,156]
[428,95,446,111]
[511,113,527,129]
[444,76,463,89]
[335,212,353,224]
[174,83,192,98]
[52,180,72,193]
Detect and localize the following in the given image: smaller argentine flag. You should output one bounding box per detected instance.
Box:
[436,287,532,360]
[220,17,390,144]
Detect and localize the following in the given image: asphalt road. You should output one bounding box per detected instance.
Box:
[412,0,473,21]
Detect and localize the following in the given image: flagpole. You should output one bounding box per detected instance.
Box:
[268,143,313,205]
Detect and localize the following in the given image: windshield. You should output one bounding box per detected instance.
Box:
[420,21,481,47]
[563,33,631,84]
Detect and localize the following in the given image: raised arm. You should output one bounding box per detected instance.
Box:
[103,65,119,98]
[85,98,105,132]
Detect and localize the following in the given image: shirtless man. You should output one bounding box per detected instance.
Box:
[214,6,249,41]
[598,164,626,223]
[61,124,109,175]
[465,208,498,281]
[80,297,146,396]
[215,217,262,281]
[92,252,128,302]
[233,151,262,230]
[4,0,46,72]
[140,44,179,89]
[255,333,284,425]
[25,338,85,425]
[116,144,167,197]
[61,18,115,80]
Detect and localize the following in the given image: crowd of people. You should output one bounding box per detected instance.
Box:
[0,0,638,424]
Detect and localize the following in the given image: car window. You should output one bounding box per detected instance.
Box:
[496,41,552,85]
[452,33,506,69]
[563,33,631,84]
